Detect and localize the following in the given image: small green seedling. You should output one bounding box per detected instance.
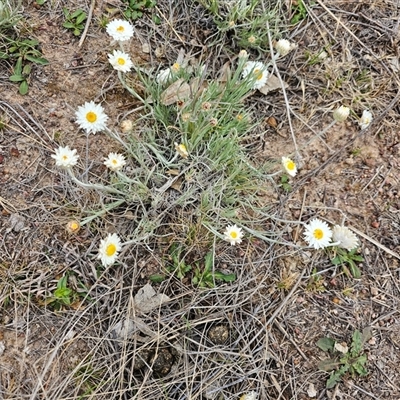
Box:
[45,273,89,311]
[291,0,308,25]
[150,246,236,287]
[331,248,364,279]
[150,243,192,282]
[192,250,236,288]
[63,8,87,36]
[168,244,192,279]
[305,48,328,66]
[280,174,292,192]
[317,327,372,388]
[121,0,156,20]
[3,38,48,94]
[306,267,326,292]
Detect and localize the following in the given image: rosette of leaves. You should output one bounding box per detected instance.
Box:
[317,327,372,388]
[121,0,157,20]
[331,248,364,279]
[3,38,48,94]
[62,8,87,36]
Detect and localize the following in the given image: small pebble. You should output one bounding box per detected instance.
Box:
[370,287,378,296]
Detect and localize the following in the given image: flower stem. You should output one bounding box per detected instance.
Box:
[67,169,125,195]
[80,199,126,226]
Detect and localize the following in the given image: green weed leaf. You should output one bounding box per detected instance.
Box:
[149,274,165,283]
[350,329,363,355]
[331,256,341,265]
[326,371,341,389]
[19,80,29,95]
[349,261,361,278]
[25,55,49,65]
[213,271,236,282]
[75,12,87,25]
[9,74,24,82]
[316,337,335,352]
[22,64,31,75]
[63,22,76,29]
[22,39,39,47]
[71,9,84,19]
[15,56,23,74]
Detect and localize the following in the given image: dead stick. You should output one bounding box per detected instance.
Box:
[78,0,96,48]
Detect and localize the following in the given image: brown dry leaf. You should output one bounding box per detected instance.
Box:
[166,169,180,176]
[134,283,170,313]
[266,116,278,128]
[161,78,191,106]
[170,176,184,192]
[189,76,208,97]
[217,61,231,83]
[10,148,20,157]
[258,74,288,95]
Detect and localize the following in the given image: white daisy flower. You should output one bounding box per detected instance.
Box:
[240,392,258,400]
[275,39,294,56]
[104,152,126,171]
[223,224,244,246]
[359,110,372,130]
[281,156,297,177]
[303,218,332,249]
[51,146,79,169]
[108,50,133,73]
[242,61,269,90]
[98,233,122,267]
[75,101,108,134]
[174,142,189,159]
[106,19,134,42]
[333,105,350,122]
[332,225,359,251]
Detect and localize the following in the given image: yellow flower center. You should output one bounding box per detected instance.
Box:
[172,63,180,72]
[62,155,68,160]
[117,57,126,65]
[286,160,295,171]
[253,69,263,80]
[86,111,97,123]
[230,231,238,239]
[112,159,118,164]
[313,229,324,240]
[106,243,117,256]
[116,25,125,33]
